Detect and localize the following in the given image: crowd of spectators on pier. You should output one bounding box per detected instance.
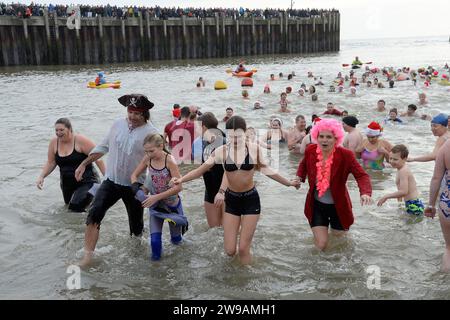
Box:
[0,3,338,20]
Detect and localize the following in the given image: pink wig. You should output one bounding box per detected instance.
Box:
[310,118,345,146]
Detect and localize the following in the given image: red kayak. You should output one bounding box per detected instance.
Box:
[232,71,254,77]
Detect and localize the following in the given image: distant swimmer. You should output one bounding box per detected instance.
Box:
[408,114,450,162]
[342,116,363,155]
[222,107,234,122]
[36,118,105,212]
[384,108,404,124]
[261,118,289,147]
[355,121,393,171]
[279,92,291,113]
[288,115,307,154]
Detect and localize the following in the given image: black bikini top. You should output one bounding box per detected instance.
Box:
[223,145,255,172]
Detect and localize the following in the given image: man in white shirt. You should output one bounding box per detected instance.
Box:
[75,94,158,267]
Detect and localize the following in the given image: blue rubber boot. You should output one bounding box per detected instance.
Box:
[150,232,162,261]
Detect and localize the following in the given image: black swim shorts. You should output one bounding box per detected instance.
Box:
[225,187,261,216]
[310,199,344,230]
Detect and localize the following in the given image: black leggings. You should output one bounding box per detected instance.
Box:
[86,179,144,236]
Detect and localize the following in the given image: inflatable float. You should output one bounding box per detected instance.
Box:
[214,80,227,90]
[241,78,253,87]
[87,81,121,89]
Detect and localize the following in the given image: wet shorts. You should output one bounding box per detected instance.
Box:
[310,200,344,230]
[405,198,424,215]
[225,187,261,216]
[86,179,144,236]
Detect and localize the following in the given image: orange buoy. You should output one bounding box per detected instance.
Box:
[241,78,253,87]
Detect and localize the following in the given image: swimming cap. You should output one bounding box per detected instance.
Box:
[172,108,181,118]
[431,113,449,126]
[342,116,359,128]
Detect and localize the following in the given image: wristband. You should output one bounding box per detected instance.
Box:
[218,188,225,195]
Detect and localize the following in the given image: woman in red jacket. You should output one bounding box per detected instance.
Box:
[296,118,373,250]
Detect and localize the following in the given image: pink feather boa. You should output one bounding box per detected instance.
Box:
[316,145,336,197]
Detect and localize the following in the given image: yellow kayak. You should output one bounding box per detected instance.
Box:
[87,81,121,89]
[438,80,450,86]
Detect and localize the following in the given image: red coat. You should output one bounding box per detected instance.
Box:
[296,144,372,230]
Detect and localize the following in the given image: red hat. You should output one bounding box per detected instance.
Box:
[364,121,383,136]
[172,108,181,118]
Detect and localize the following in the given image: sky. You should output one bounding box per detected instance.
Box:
[30,0,450,40]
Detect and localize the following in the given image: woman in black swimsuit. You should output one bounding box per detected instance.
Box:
[172,116,299,264]
[36,118,105,212]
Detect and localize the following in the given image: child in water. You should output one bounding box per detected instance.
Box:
[377,144,424,216]
[131,134,187,261]
[279,92,291,113]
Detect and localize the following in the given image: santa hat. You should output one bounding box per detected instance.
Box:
[364,121,383,136]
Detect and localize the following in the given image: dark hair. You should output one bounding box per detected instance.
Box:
[198,112,218,129]
[378,99,385,105]
[408,104,417,111]
[225,115,246,131]
[389,108,398,114]
[226,107,233,112]
[389,80,395,88]
[55,118,72,132]
[180,106,191,118]
[142,110,150,122]
[391,144,409,159]
[295,115,305,122]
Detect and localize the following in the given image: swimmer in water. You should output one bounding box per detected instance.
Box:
[377,144,424,216]
[355,121,393,171]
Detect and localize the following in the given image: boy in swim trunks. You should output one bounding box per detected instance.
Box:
[377,144,424,215]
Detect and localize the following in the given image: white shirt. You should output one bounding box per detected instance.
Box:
[90,118,158,186]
